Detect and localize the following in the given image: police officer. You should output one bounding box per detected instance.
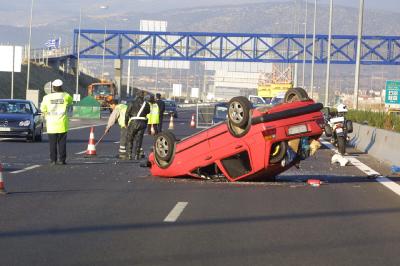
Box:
[147,94,160,135]
[40,79,73,165]
[155,93,165,132]
[125,91,150,160]
[104,99,127,158]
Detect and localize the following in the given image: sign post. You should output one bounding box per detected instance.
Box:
[385,80,400,109]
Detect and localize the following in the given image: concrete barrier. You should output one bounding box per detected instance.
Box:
[349,122,400,166]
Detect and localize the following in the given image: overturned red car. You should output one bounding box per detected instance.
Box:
[148,88,325,182]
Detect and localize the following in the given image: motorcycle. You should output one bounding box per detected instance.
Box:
[323,107,353,155]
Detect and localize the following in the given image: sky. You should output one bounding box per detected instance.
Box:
[1,0,399,16]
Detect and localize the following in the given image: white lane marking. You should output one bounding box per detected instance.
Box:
[75,150,87,155]
[164,202,188,223]
[320,139,400,197]
[10,164,41,174]
[114,141,120,144]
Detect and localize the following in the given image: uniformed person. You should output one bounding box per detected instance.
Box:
[147,94,160,135]
[104,99,128,158]
[40,79,73,165]
[125,91,150,160]
[155,93,165,132]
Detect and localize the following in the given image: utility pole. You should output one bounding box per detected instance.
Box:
[310,0,317,99]
[325,0,333,107]
[302,0,308,88]
[26,0,34,97]
[354,0,365,110]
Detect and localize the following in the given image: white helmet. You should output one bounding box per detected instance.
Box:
[337,103,348,113]
[52,79,63,87]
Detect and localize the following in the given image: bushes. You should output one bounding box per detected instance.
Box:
[346,110,400,133]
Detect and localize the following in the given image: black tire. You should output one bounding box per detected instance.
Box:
[346,120,353,133]
[154,131,176,163]
[228,96,252,128]
[324,125,333,137]
[284,87,309,103]
[27,128,35,143]
[269,141,288,164]
[337,136,346,155]
[35,127,43,142]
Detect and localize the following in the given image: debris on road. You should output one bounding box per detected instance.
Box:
[331,154,349,167]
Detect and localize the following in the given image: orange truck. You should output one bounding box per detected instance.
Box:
[87,81,118,110]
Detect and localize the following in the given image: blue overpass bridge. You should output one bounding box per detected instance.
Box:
[72,29,400,65]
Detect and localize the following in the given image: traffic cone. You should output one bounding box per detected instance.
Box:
[0,163,6,195]
[168,114,174,130]
[150,124,156,136]
[190,114,195,128]
[85,127,97,156]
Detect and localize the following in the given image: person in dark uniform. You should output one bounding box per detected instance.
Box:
[124,91,150,160]
[155,93,165,132]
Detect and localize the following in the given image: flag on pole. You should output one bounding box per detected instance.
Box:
[44,38,61,49]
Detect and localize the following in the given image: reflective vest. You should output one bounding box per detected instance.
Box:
[116,104,127,128]
[147,103,160,124]
[41,92,73,133]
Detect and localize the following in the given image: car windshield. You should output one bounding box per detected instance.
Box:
[165,101,176,108]
[0,102,32,114]
[93,85,112,96]
[215,105,228,119]
[270,97,284,105]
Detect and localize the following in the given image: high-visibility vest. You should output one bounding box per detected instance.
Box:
[147,103,160,124]
[41,92,73,133]
[116,104,127,128]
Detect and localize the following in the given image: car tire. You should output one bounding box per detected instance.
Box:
[269,141,288,164]
[228,96,252,128]
[35,127,43,142]
[27,127,35,143]
[154,131,176,167]
[284,87,309,103]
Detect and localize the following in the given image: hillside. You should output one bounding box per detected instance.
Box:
[0,63,99,101]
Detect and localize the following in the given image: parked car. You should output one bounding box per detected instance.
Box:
[147,88,325,182]
[0,99,43,142]
[212,102,228,124]
[163,100,178,118]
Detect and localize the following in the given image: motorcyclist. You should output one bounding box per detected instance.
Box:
[124,91,150,160]
[337,103,348,116]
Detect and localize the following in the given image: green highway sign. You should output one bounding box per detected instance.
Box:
[385,80,400,104]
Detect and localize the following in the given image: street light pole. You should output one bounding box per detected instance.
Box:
[310,0,317,99]
[301,0,308,88]
[354,0,365,110]
[75,8,82,96]
[325,0,333,107]
[26,0,34,96]
[101,24,107,80]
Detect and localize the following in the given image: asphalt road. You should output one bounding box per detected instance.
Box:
[1,109,400,266]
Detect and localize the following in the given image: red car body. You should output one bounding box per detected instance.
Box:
[149,99,324,182]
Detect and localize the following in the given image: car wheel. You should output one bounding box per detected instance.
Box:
[228,96,252,128]
[284,87,309,103]
[35,127,43,142]
[154,131,176,167]
[269,141,288,164]
[27,128,35,143]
